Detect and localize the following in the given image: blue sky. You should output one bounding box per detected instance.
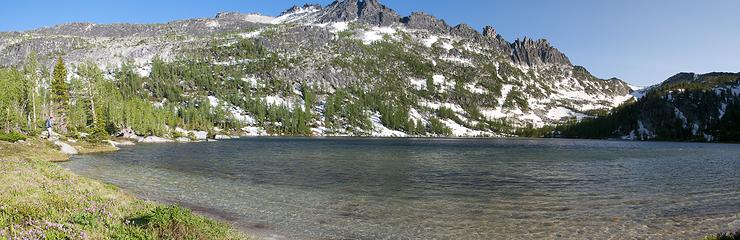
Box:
[1,0,739,86]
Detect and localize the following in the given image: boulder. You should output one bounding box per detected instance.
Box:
[54,141,79,155]
[106,140,136,146]
[193,131,208,140]
[139,136,174,143]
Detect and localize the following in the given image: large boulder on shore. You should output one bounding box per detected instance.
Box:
[139,136,174,143]
[53,141,79,155]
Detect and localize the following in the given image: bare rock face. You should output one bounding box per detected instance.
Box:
[450,24,479,39]
[511,37,571,66]
[401,12,449,34]
[482,26,497,38]
[318,0,401,26]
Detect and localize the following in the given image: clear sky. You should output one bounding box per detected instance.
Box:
[1,0,739,86]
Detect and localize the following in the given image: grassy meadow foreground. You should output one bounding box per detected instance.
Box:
[0,139,248,239]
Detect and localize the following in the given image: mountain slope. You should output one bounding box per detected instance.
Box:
[0,0,636,138]
[559,72,740,142]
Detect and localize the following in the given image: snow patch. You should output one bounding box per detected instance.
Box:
[242,14,275,24]
[370,113,407,137]
[674,107,688,128]
[440,56,473,66]
[464,83,486,94]
[637,121,654,139]
[361,27,396,44]
[546,107,586,121]
[271,6,321,24]
[422,35,439,48]
[239,30,262,38]
[207,96,219,108]
[409,78,426,90]
[330,22,349,33]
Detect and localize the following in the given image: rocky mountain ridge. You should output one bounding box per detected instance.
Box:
[0,0,637,138]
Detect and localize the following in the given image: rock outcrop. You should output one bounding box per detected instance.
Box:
[318,0,401,26]
[511,37,571,66]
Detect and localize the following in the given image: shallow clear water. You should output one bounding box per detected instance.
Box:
[61,138,740,239]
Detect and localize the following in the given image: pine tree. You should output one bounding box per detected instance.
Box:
[52,56,70,133]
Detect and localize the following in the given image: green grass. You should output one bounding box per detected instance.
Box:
[0,132,27,143]
[0,140,250,239]
[705,231,740,240]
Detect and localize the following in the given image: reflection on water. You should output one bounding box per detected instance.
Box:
[61,138,740,239]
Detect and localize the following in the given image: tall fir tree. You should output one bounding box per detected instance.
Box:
[52,56,69,133]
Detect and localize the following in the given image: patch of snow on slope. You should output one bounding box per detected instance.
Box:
[611,94,635,106]
[370,113,407,137]
[441,119,487,137]
[731,85,740,96]
[465,83,486,94]
[419,101,465,113]
[228,106,256,125]
[242,14,275,24]
[480,108,507,120]
[674,107,688,127]
[510,108,545,127]
[440,56,472,66]
[409,108,426,123]
[207,96,219,108]
[692,123,700,136]
[271,6,320,24]
[430,74,454,93]
[361,27,396,44]
[440,41,454,51]
[264,95,290,107]
[135,64,151,77]
[239,30,262,38]
[497,84,514,109]
[637,120,654,139]
[422,35,439,47]
[242,76,259,87]
[213,59,253,66]
[330,22,349,33]
[546,107,578,120]
[409,78,426,90]
[720,103,728,118]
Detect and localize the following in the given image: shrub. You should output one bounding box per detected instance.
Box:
[126,205,238,240]
[0,132,27,142]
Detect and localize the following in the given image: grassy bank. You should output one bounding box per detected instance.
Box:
[0,139,249,239]
[705,231,740,240]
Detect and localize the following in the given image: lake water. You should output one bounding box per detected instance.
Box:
[61,138,740,239]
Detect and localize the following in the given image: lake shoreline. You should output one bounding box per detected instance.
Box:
[62,137,740,239]
[6,136,736,239]
[0,138,250,239]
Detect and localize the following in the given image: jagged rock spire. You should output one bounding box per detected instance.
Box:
[511,37,571,66]
[317,0,401,26]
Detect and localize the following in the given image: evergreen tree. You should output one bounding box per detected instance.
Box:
[51,56,70,133]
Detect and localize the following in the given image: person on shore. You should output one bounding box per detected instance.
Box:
[46,116,54,138]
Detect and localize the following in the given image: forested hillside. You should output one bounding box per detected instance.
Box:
[558,72,740,142]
